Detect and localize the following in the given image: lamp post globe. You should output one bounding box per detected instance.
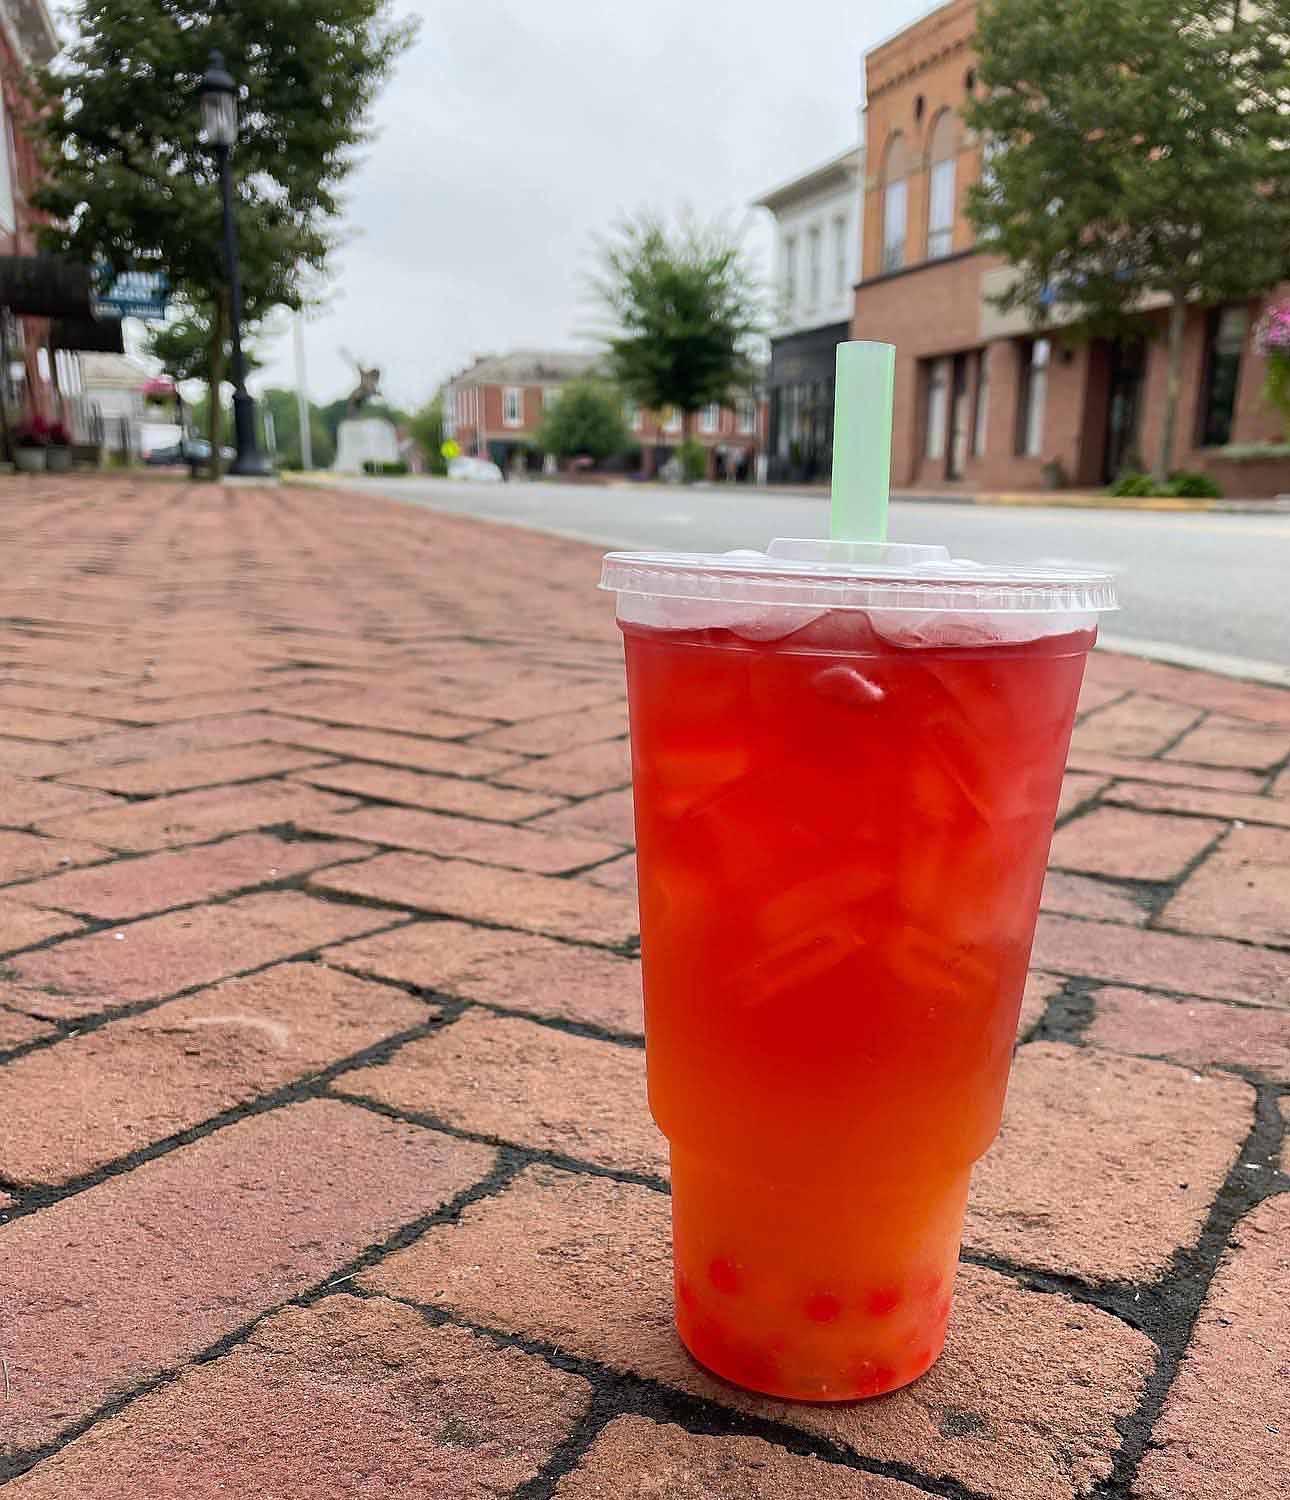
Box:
[200,49,271,478]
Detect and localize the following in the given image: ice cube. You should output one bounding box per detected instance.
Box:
[813,665,886,706]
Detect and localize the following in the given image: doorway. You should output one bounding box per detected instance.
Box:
[1103,339,1145,481]
[947,353,970,479]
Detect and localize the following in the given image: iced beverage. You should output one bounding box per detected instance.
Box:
[604,540,1113,1401]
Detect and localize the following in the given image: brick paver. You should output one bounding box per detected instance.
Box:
[325,917,644,1033]
[2,478,1288,1499]
[1049,806,1225,881]
[298,803,620,873]
[1159,823,1290,945]
[0,964,430,1184]
[13,830,370,919]
[0,1098,493,1459]
[293,760,563,821]
[362,1164,1154,1500]
[1135,1195,1290,1499]
[309,850,638,945]
[965,1042,1253,1280]
[555,1417,936,1497]
[7,1296,591,1498]
[337,1009,663,1176]
[1089,987,1290,1082]
[4,889,403,1017]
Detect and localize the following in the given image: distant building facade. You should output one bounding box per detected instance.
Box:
[755,147,862,483]
[853,0,1290,495]
[443,348,766,480]
[0,0,72,435]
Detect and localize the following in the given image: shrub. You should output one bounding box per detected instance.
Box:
[362,459,408,476]
[1108,470,1155,496]
[676,437,707,483]
[1166,469,1222,498]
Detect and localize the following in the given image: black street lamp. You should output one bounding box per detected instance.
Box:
[200,50,272,477]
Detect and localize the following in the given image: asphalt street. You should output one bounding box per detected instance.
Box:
[317,476,1290,678]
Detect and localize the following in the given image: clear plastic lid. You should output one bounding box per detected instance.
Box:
[599,538,1117,615]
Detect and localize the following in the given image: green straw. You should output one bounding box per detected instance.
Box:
[830,341,895,543]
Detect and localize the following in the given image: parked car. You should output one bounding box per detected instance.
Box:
[447,455,504,483]
[144,438,236,466]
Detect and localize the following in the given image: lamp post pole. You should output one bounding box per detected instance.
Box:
[201,50,271,478]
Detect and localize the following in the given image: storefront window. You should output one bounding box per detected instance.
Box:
[1198,305,1247,447]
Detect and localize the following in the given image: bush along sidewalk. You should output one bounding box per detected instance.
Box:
[1109,468,1223,499]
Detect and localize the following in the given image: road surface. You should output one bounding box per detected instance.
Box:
[316,476,1290,679]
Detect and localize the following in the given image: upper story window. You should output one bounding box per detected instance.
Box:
[502,387,523,427]
[807,225,822,307]
[926,110,957,260]
[624,400,642,432]
[737,398,757,435]
[663,406,683,434]
[880,133,910,273]
[699,403,720,434]
[0,93,17,235]
[832,215,847,297]
[783,236,798,310]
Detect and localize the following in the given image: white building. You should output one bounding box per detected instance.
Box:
[76,353,151,452]
[753,145,863,482]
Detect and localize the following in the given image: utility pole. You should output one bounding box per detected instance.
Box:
[293,311,312,470]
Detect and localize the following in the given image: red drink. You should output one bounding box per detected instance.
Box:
[620,602,1096,1401]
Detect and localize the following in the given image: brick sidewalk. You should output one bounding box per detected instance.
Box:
[0,476,1286,1499]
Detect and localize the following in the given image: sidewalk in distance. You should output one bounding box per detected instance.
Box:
[0,475,1286,1499]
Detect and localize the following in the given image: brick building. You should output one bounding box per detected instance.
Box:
[443,349,766,480]
[755,147,862,484]
[853,0,1290,496]
[0,0,68,433]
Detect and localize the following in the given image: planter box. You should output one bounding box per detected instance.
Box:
[14,447,46,473]
[45,446,71,473]
[1199,453,1290,498]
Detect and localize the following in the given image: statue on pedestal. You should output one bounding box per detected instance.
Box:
[332,349,401,473]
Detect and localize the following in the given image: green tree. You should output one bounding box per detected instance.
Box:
[260,387,334,470]
[536,380,628,464]
[30,0,415,476]
[409,395,448,474]
[592,211,763,448]
[148,304,261,445]
[965,0,1290,481]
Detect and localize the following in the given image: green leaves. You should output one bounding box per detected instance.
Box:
[536,380,629,462]
[592,211,764,417]
[31,0,415,341]
[965,0,1290,327]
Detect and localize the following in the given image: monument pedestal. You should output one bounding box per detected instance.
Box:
[333,416,401,473]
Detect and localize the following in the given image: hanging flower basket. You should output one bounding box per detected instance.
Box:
[1254,300,1290,437]
[142,376,177,408]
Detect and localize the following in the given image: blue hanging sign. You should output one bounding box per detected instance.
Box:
[91,267,170,322]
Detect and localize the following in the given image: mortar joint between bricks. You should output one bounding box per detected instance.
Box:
[1085,1070,1290,1497]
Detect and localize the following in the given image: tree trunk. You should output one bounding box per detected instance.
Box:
[207,294,227,482]
[1154,292,1187,485]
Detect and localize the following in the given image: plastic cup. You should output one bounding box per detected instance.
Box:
[601,537,1117,1401]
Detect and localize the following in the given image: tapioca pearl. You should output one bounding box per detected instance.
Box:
[866,1285,903,1316]
[805,1291,843,1323]
[916,1269,946,1297]
[848,1358,898,1398]
[708,1256,741,1294]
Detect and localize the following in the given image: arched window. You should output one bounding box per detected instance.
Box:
[880,133,910,273]
[926,110,958,260]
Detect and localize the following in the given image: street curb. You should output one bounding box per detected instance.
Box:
[1098,634,1290,691]
[764,485,1290,515]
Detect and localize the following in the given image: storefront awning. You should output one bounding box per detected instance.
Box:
[0,257,127,352]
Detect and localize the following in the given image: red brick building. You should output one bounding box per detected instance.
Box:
[853,0,1290,497]
[0,0,66,430]
[443,349,767,480]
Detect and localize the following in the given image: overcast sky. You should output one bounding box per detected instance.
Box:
[247,0,935,411]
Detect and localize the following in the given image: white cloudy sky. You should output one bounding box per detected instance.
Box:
[247,0,936,411]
